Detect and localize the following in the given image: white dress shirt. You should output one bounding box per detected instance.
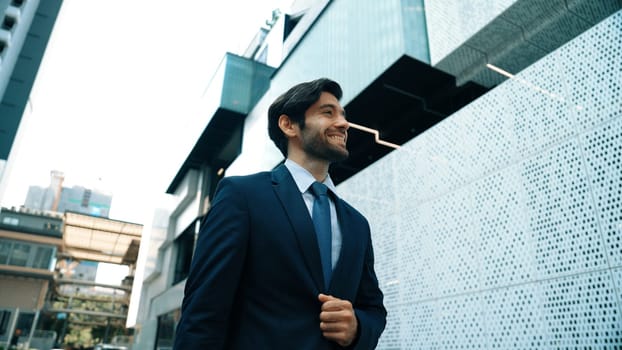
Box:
[284,159,342,269]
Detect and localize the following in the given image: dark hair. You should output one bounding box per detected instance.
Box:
[268,78,343,156]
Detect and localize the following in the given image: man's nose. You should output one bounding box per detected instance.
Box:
[336,114,349,130]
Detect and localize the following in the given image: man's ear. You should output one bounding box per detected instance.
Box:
[278,114,298,137]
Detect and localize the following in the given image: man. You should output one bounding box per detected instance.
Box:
[174,78,386,349]
[9,328,21,349]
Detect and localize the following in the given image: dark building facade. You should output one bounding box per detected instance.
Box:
[0,0,63,203]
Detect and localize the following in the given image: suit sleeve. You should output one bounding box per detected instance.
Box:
[173,178,249,350]
[350,225,387,350]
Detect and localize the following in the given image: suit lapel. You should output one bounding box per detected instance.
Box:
[330,198,364,293]
[271,165,325,291]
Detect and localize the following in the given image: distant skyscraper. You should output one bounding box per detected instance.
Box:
[24,170,112,217]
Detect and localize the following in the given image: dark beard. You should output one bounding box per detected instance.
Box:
[301,133,349,163]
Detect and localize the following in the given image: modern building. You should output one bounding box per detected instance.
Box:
[0,206,63,349]
[42,211,142,349]
[134,0,622,348]
[24,170,113,218]
[0,205,142,349]
[0,0,63,203]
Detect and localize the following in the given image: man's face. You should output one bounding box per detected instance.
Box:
[299,91,349,162]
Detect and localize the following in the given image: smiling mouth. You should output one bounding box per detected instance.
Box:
[329,135,347,144]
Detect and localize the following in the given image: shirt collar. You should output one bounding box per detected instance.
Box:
[284,159,337,194]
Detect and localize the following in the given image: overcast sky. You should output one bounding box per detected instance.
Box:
[2,0,289,224]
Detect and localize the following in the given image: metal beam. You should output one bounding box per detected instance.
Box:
[55,278,131,291]
[46,308,127,319]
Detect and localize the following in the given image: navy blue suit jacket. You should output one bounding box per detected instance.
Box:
[174,165,386,349]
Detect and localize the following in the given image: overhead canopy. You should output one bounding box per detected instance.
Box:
[62,211,143,264]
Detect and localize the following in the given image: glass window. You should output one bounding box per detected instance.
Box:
[10,0,25,9]
[0,240,11,264]
[8,243,31,267]
[14,312,34,341]
[1,16,16,31]
[0,310,12,339]
[173,224,195,285]
[33,246,54,269]
[0,239,56,269]
[155,309,180,350]
[1,216,18,225]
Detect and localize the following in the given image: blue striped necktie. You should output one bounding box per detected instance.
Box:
[310,181,332,286]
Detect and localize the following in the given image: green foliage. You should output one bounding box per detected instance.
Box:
[55,291,129,348]
[64,327,94,348]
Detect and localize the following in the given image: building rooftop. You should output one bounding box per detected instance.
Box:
[61,211,143,264]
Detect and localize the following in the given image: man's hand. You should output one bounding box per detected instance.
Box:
[318,293,358,347]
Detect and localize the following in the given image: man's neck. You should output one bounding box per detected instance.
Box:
[287,155,329,182]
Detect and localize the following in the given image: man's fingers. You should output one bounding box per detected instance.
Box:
[320,301,344,311]
[319,294,353,311]
[319,310,349,322]
[318,294,358,347]
[320,320,345,332]
[318,293,337,302]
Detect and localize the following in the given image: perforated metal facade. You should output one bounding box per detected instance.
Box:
[338,10,622,348]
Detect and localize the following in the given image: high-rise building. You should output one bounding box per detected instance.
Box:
[133,0,622,348]
[24,171,113,218]
[0,0,63,203]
